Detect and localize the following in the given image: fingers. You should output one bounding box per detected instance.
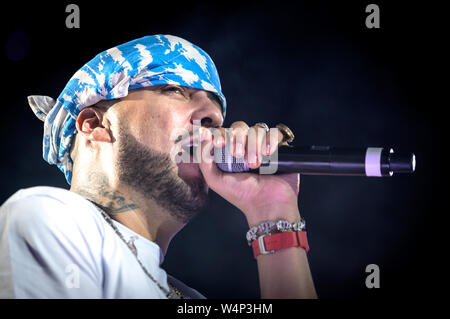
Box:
[221,122,286,169]
[230,121,249,158]
[262,128,284,156]
[212,127,226,148]
[197,127,223,190]
[246,124,267,169]
[195,122,287,172]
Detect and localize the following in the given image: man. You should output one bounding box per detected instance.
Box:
[0,35,316,298]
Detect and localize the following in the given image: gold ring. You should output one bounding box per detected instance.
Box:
[254,122,270,132]
[276,123,295,146]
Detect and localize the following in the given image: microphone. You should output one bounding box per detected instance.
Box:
[213,145,416,177]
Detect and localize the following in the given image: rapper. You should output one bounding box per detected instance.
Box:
[0,35,316,298]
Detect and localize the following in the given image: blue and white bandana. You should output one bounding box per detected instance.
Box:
[28,34,226,184]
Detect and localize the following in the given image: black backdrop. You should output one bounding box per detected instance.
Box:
[0,0,437,299]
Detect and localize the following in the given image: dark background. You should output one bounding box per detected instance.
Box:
[0,0,438,299]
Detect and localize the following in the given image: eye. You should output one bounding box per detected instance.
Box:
[162,85,185,95]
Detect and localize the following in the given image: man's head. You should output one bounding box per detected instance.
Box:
[28,34,226,223]
[70,85,223,222]
[28,34,226,183]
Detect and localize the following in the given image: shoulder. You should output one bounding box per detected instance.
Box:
[0,186,106,245]
[0,187,106,298]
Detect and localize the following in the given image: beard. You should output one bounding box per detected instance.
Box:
[116,128,208,223]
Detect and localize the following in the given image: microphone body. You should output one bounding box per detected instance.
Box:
[213,146,416,177]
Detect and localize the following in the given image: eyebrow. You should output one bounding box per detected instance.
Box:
[157,84,223,115]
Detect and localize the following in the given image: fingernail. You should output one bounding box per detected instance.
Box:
[214,135,224,147]
[248,153,257,165]
[200,128,209,141]
[236,142,244,157]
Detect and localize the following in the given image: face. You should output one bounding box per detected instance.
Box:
[110,85,223,223]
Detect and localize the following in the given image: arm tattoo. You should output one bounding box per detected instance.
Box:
[72,172,138,214]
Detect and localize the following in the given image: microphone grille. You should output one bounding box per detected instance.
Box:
[214,146,249,173]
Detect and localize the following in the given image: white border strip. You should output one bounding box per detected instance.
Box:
[365,147,383,177]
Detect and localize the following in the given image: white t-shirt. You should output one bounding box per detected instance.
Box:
[0,186,205,299]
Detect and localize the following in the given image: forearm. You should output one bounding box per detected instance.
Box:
[246,205,317,299]
[256,245,317,299]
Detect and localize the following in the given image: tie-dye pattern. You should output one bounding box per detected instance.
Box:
[28,35,226,184]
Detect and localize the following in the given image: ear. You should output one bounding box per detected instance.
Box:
[75,107,113,143]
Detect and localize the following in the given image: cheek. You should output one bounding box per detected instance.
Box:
[139,119,172,152]
[138,110,180,153]
[120,99,190,154]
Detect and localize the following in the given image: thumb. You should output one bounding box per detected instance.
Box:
[197,128,224,190]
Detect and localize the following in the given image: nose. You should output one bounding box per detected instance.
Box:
[190,90,223,128]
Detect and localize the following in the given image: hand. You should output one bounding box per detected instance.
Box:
[198,121,301,226]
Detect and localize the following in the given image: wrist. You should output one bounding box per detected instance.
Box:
[244,203,301,228]
[251,230,310,258]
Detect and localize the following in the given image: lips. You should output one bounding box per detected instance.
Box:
[174,133,194,162]
[178,130,202,152]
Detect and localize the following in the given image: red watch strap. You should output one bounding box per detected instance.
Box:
[251,231,309,258]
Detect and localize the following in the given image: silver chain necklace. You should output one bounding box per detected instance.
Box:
[90,202,184,299]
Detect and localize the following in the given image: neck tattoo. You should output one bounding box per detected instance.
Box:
[72,172,139,215]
